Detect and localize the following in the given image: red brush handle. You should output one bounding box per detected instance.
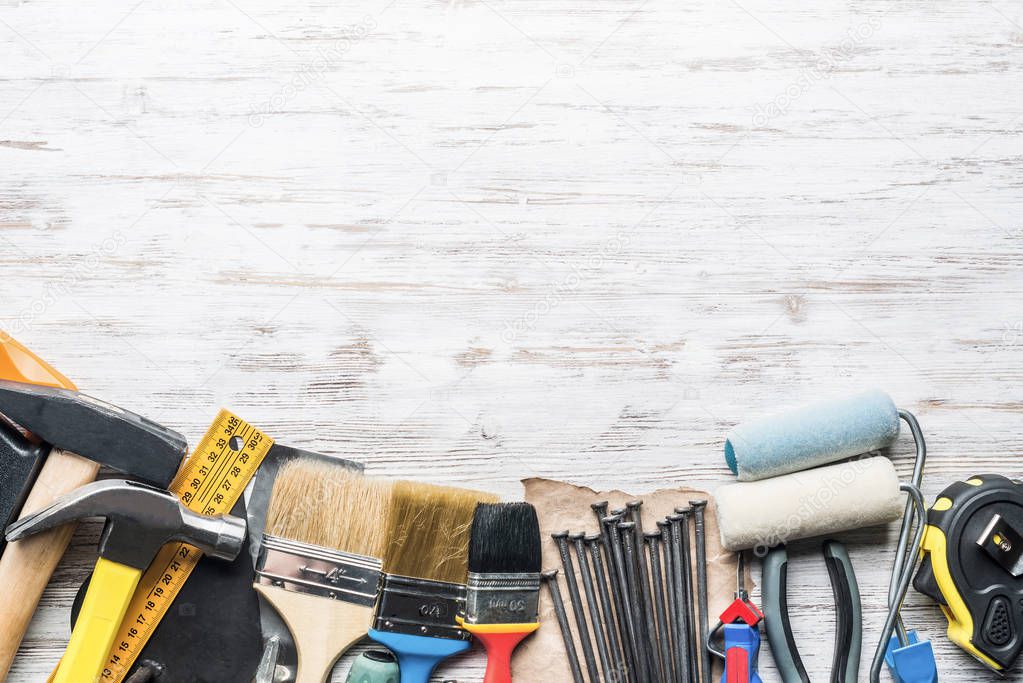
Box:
[474,629,534,683]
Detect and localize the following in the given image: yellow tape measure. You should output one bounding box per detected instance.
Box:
[97,409,273,683]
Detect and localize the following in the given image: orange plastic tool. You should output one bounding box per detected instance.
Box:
[0,333,76,390]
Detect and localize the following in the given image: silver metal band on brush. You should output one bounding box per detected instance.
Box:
[463,571,541,624]
[373,574,471,640]
[255,534,382,607]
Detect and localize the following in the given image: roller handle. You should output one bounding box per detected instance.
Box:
[345,650,400,683]
[0,336,82,681]
[52,557,143,683]
[367,629,471,683]
[460,621,540,683]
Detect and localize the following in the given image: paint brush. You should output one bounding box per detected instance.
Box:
[368,480,499,683]
[456,502,542,683]
[254,458,393,683]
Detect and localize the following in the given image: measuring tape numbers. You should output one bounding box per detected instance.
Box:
[98,410,273,683]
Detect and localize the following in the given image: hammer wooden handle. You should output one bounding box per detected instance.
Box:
[0,449,100,680]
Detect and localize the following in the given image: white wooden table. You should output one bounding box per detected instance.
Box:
[2,0,1021,679]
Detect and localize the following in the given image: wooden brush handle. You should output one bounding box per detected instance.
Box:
[255,583,373,683]
[0,449,100,680]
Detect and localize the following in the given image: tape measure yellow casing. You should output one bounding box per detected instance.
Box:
[914,475,1023,672]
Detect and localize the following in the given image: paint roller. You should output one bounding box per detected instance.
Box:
[714,389,925,553]
[714,389,934,683]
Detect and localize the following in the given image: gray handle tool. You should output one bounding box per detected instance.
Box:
[0,378,189,556]
[762,541,861,683]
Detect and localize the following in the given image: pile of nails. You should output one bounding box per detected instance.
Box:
[542,499,712,683]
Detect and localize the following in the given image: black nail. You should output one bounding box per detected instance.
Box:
[573,531,614,681]
[689,501,711,683]
[543,569,586,683]
[553,531,600,682]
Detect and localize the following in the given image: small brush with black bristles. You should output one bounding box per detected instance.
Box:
[457,502,542,683]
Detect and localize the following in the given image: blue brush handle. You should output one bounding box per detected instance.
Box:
[367,629,471,683]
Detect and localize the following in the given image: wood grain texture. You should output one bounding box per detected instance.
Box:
[0,0,1021,679]
[0,450,100,681]
[254,584,375,683]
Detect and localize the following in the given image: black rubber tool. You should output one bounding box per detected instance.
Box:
[761,540,862,683]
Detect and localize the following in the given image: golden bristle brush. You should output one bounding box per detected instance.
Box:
[368,480,499,683]
[254,458,393,683]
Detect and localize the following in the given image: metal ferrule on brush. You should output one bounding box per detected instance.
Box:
[373,574,471,640]
[463,571,541,625]
[256,534,382,607]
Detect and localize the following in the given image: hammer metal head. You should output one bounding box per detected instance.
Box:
[0,379,189,550]
[0,379,188,486]
[5,480,246,569]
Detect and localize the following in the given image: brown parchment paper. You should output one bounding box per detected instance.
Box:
[515,478,742,682]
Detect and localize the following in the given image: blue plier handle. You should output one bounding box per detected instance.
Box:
[720,623,764,683]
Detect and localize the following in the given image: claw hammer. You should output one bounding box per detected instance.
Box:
[0,335,187,678]
[6,479,247,683]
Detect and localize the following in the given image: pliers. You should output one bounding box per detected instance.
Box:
[761,540,862,683]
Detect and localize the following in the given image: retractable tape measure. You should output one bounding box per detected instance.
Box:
[914,475,1023,672]
[94,410,273,683]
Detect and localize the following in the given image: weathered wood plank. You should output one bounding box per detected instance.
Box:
[1,0,1021,679]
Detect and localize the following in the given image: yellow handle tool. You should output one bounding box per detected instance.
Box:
[10,478,250,683]
[96,412,272,682]
[53,558,144,683]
